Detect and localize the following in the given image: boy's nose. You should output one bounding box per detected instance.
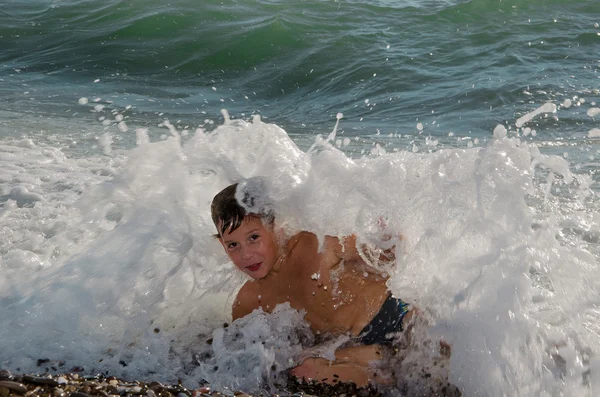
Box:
[241,246,254,260]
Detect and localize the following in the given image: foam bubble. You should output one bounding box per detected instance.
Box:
[587,107,600,118]
[493,124,507,139]
[588,128,600,138]
[117,121,128,133]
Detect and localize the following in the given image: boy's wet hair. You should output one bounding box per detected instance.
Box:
[211,183,274,236]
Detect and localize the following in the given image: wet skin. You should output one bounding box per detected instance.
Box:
[218,217,411,386]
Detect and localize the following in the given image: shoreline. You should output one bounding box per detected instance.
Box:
[0,370,383,397]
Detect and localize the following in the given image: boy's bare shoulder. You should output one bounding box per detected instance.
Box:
[287,230,316,244]
[232,281,260,321]
[287,232,348,269]
[287,231,341,249]
[286,232,348,257]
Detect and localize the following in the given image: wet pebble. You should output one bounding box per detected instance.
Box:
[148,382,163,392]
[0,371,11,381]
[82,375,102,381]
[70,392,92,397]
[146,390,157,397]
[22,375,59,387]
[0,381,28,395]
[128,386,143,395]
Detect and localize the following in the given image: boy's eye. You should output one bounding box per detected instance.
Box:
[249,234,260,241]
[227,242,238,249]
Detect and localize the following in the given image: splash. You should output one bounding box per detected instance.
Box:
[515,102,557,128]
[1,107,600,396]
[190,303,313,393]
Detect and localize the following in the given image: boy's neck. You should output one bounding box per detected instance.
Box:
[263,233,300,279]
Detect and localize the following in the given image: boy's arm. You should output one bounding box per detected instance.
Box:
[232,281,260,321]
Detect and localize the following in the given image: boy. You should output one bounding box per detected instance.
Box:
[211,183,414,386]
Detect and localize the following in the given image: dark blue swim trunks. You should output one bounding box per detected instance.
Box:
[358,294,410,345]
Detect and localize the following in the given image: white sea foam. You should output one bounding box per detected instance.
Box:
[191,303,313,393]
[588,107,600,118]
[493,124,507,139]
[1,111,600,396]
[516,102,557,128]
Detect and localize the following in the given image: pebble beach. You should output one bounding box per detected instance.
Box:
[0,369,386,397]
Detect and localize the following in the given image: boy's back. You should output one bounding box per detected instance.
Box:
[232,231,390,338]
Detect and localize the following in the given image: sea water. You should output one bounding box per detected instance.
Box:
[1,0,600,396]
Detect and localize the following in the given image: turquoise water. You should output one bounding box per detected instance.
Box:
[1,0,598,146]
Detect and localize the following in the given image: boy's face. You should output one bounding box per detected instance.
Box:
[218,216,279,280]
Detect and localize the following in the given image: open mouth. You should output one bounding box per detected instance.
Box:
[246,262,262,272]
